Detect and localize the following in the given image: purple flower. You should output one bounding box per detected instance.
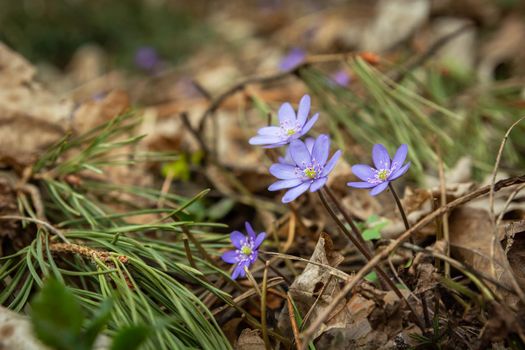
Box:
[278,137,314,165]
[268,134,342,203]
[347,144,410,196]
[249,95,319,148]
[221,222,266,280]
[134,46,159,71]
[331,70,351,87]
[278,48,306,71]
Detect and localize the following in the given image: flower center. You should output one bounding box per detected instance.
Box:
[280,120,300,139]
[241,245,252,256]
[377,169,389,181]
[303,167,317,179]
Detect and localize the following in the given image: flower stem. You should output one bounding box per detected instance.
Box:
[388,182,410,230]
[318,188,425,331]
[318,189,371,259]
[324,187,370,251]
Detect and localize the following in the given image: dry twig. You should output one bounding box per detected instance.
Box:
[300,174,525,347]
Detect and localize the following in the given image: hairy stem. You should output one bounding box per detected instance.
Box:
[324,187,370,250]
[388,183,410,231]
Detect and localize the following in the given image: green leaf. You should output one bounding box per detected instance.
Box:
[365,214,379,224]
[362,227,381,241]
[110,325,150,350]
[361,215,389,241]
[162,156,190,181]
[31,278,85,350]
[365,271,377,282]
[83,298,114,348]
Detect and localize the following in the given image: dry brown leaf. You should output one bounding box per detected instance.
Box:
[222,318,244,346]
[235,329,265,350]
[340,190,382,222]
[449,207,518,303]
[277,233,348,340]
[0,42,74,167]
[72,90,129,133]
[414,263,438,294]
[314,319,376,350]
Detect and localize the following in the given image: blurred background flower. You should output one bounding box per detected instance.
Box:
[134,46,160,72]
[278,47,306,71]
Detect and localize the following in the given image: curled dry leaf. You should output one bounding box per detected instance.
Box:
[319,282,409,349]
[277,232,347,340]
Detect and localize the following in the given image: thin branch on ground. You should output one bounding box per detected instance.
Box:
[489,116,525,281]
[300,173,525,347]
